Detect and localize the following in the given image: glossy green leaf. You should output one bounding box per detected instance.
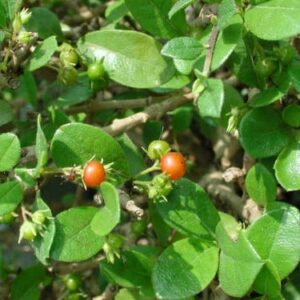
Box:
[0,100,12,126]
[27,36,58,71]
[25,7,62,39]
[253,260,281,298]
[115,289,149,300]
[11,265,47,300]
[117,134,147,178]
[50,207,105,262]
[153,238,218,299]
[156,178,220,240]
[50,123,130,183]
[275,142,300,191]
[218,0,236,29]
[125,0,187,38]
[0,181,23,217]
[101,249,153,288]
[78,30,175,88]
[105,0,128,22]
[169,105,193,132]
[168,0,194,19]
[0,133,21,171]
[18,71,37,107]
[91,182,120,236]
[245,163,277,206]
[173,58,197,75]
[288,60,300,92]
[198,79,224,118]
[246,203,300,279]
[35,115,48,175]
[211,14,243,71]
[249,88,284,107]
[239,107,290,158]
[161,37,202,60]
[217,225,264,297]
[32,195,55,265]
[245,0,300,40]
[282,104,300,127]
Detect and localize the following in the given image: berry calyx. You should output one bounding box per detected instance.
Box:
[60,49,79,66]
[32,210,47,225]
[87,62,105,81]
[147,140,170,160]
[19,220,37,242]
[160,152,186,180]
[58,66,78,85]
[82,160,106,188]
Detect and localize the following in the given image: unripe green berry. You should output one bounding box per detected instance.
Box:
[32,211,46,225]
[58,66,78,85]
[87,62,105,80]
[60,49,79,66]
[65,274,81,292]
[19,221,37,242]
[147,140,171,160]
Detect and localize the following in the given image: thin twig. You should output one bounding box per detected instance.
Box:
[92,284,117,300]
[119,190,144,218]
[103,92,195,136]
[203,25,219,77]
[65,95,167,115]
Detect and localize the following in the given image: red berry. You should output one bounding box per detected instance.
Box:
[160,152,186,180]
[82,160,106,188]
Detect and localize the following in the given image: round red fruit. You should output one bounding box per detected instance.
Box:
[82,160,106,188]
[160,152,186,180]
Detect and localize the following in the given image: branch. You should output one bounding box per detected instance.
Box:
[92,284,117,300]
[103,92,195,136]
[203,25,219,77]
[119,190,144,218]
[51,255,103,275]
[65,95,168,115]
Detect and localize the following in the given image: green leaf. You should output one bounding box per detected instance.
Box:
[105,0,128,22]
[0,100,12,126]
[18,71,37,107]
[245,0,300,40]
[153,238,218,299]
[275,142,300,191]
[91,182,120,236]
[32,195,55,265]
[218,0,236,29]
[50,123,130,184]
[169,105,193,132]
[101,249,153,288]
[168,0,194,19]
[249,88,284,107]
[124,0,187,38]
[77,30,175,88]
[115,289,149,300]
[27,36,58,72]
[246,203,300,279]
[217,224,264,297]
[239,107,290,158]
[289,60,300,92]
[174,57,198,75]
[0,0,22,22]
[161,37,202,60]
[211,14,243,71]
[156,178,220,240]
[0,133,21,171]
[117,134,147,178]
[50,206,105,262]
[11,265,47,300]
[25,7,62,39]
[35,115,48,175]
[245,163,277,206]
[253,260,281,298]
[0,181,23,217]
[198,79,224,118]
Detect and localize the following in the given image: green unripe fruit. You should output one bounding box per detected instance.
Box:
[282,104,300,128]
[131,219,147,236]
[87,62,105,80]
[147,140,171,160]
[65,274,81,292]
[58,66,78,85]
[60,49,79,66]
[0,212,15,224]
[256,58,278,78]
[19,221,37,242]
[32,211,46,225]
[277,45,295,66]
